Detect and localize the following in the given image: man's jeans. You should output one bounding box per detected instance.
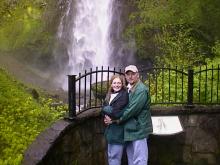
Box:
[108,143,124,165]
[126,138,148,165]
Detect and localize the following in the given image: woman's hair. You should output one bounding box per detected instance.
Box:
[105,74,127,102]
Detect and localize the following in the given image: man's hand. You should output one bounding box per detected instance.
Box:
[104,115,112,125]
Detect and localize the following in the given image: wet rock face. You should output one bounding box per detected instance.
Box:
[109,0,137,68]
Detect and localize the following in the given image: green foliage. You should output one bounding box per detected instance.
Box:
[72,160,78,165]
[193,64,220,103]
[212,40,220,57]
[0,68,66,164]
[146,67,188,105]
[146,65,220,105]
[0,0,50,52]
[125,0,220,65]
[155,25,205,67]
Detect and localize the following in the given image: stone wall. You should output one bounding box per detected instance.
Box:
[23,107,220,165]
[149,113,220,165]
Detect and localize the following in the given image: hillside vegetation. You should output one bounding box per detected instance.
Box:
[126,0,220,66]
[0,68,66,164]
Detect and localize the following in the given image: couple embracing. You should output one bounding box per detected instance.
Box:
[102,65,153,165]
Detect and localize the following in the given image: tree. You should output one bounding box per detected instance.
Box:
[125,0,220,66]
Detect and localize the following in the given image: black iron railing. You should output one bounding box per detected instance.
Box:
[67,65,220,119]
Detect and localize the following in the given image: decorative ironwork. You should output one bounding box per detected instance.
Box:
[66,65,220,119]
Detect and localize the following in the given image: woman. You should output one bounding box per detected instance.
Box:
[102,74,129,165]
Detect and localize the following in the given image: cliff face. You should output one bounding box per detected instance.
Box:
[109,0,137,68]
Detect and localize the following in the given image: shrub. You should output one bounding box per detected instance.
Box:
[0,68,66,164]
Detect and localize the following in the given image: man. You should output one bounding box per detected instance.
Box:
[105,65,153,165]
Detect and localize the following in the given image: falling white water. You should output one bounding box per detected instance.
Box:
[70,0,112,71]
[55,0,113,89]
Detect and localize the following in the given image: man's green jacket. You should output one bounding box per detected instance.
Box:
[120,80,153,141]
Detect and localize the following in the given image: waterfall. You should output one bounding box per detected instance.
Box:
[55,0,113,89]
[67,0,113,73]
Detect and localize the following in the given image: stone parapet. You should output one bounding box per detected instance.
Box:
[23,106,220,165]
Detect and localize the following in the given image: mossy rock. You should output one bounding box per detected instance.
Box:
[91,81,109,100]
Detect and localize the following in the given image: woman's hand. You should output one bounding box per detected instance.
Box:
[104,115,112,125]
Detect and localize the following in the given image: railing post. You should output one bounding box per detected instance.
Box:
[67,75,77,120]
[187,68,194,107]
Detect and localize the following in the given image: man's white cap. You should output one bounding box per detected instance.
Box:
[125,65,138,73]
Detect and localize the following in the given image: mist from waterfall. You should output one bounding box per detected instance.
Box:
[55,0,113,89]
